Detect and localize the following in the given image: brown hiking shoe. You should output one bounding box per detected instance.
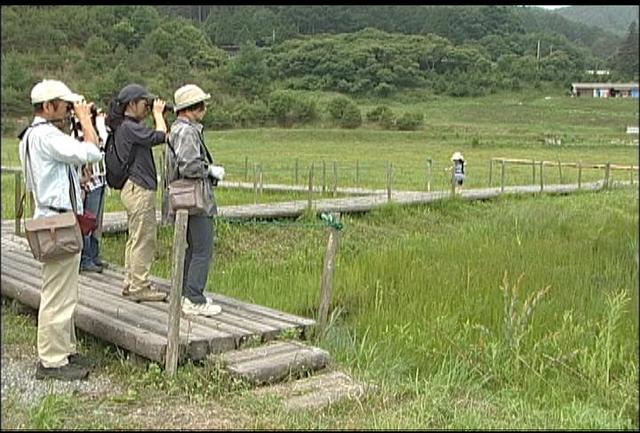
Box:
[129,287,167,303]
[35,362,89,381]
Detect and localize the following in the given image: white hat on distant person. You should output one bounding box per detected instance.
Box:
[31,79,83,104]
[174,84,211,111]
[451,151,464,161]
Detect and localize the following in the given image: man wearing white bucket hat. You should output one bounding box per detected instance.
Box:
[450,151,465,193]
[19,79,103,381]
[166,84,224,316]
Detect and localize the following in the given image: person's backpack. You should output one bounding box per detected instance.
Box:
[104,131,137,190]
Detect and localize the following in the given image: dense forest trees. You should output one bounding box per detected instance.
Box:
[1,5,636,133]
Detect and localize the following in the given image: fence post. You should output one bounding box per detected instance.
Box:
[604,162,611,189]
[166,209,189,377]
[14,172,22,236]
[500,159,505,192]
[488,159,493,187]
[259,165,264,197]
[540,161,544,192]
[317,213,341,335]
[355,160,360,186]
[386,161,392,202]
[295,158,299,185]
[577,162,582,189]
[333,161,338,197]
[308,163,315,210]
[557,159,563,184]
[426,157,432,192]
[532,160,536,184]
[630,167,635,185]
[244,156,248,182]
[253,163,258,203]
[322,160,326,194]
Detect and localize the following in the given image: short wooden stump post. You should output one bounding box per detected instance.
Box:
[166,209,189,377]
[318,213,342,336]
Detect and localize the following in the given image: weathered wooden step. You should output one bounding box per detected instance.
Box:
[253,369,370,410]
[216,341,330,385]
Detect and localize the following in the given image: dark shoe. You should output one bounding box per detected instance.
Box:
[80,263,103,273]
[68,353,94,369]
[35,362,89,381]
[129,287,167,303]
[94,259,108,269]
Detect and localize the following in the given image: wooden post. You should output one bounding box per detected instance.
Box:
[557,159,563,184]
[14,172,22,236]
[386,161,392,202]
[540,161,544,192]
[308,163,314,210]
[244,156,248,182]
[500,160,505,192]
[318,213,341,334]
[322,160,326,194]
[604,162,611,189]
[630,168,634,185]
[577,162,582,189]
[295,158,299,185]
[166,209,188,377]
[426,158,432,192]
[488,159,493,187]
[355,160,359,186]
[253,163,258,203]
[332,161,338,198]
[259,165,264,197]
[450,164,456,197]
[532,160,536,184]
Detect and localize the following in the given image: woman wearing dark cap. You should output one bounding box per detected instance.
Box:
[107,84,168,302]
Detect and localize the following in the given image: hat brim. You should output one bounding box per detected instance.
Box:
[59,92,84,103]
[174,94,211,112]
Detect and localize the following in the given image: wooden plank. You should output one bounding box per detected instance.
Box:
[1,273,168,362]
[219,341,330,385]
[1,260,230,361]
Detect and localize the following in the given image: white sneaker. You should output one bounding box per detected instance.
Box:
[182,297,222,317]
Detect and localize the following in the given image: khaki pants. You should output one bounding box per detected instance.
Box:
[120,179,157,294]
[38,252,81,368]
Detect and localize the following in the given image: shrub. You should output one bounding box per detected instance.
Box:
[327,95,361,128]
[268,90,317,127]
[395,111,423,130]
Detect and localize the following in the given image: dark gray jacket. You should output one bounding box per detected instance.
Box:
[167,118,217,217]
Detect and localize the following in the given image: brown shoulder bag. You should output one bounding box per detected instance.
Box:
[20,124,83,262]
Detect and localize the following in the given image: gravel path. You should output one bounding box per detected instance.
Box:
[1,355,120,408]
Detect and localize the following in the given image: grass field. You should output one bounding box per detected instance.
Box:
[1,89,638,429]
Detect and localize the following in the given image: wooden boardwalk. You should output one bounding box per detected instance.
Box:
[1,180,608,235]
[1,233,315,363]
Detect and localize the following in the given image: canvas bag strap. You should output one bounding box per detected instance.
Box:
[19,123,78,220]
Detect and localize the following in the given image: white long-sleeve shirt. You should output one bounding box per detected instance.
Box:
[19,116,103,218]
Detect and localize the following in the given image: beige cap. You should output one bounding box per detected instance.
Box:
[174,84,211,111]
[31,79,83,104]
[451,152,464,161]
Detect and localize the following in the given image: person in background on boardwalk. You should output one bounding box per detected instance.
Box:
[451,151,465,194]
[167,84,225,316]
[19,79,103,381]
[71,106,109,273]
[109,84,168,302]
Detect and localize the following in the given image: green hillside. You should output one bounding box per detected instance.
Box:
[556,5,639,36]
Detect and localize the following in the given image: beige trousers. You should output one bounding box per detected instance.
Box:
[38,252,81,368]
[120,179,157,294]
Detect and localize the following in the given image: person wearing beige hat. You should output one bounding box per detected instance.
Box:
[166,84,224,316]
[18,79,103,381]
